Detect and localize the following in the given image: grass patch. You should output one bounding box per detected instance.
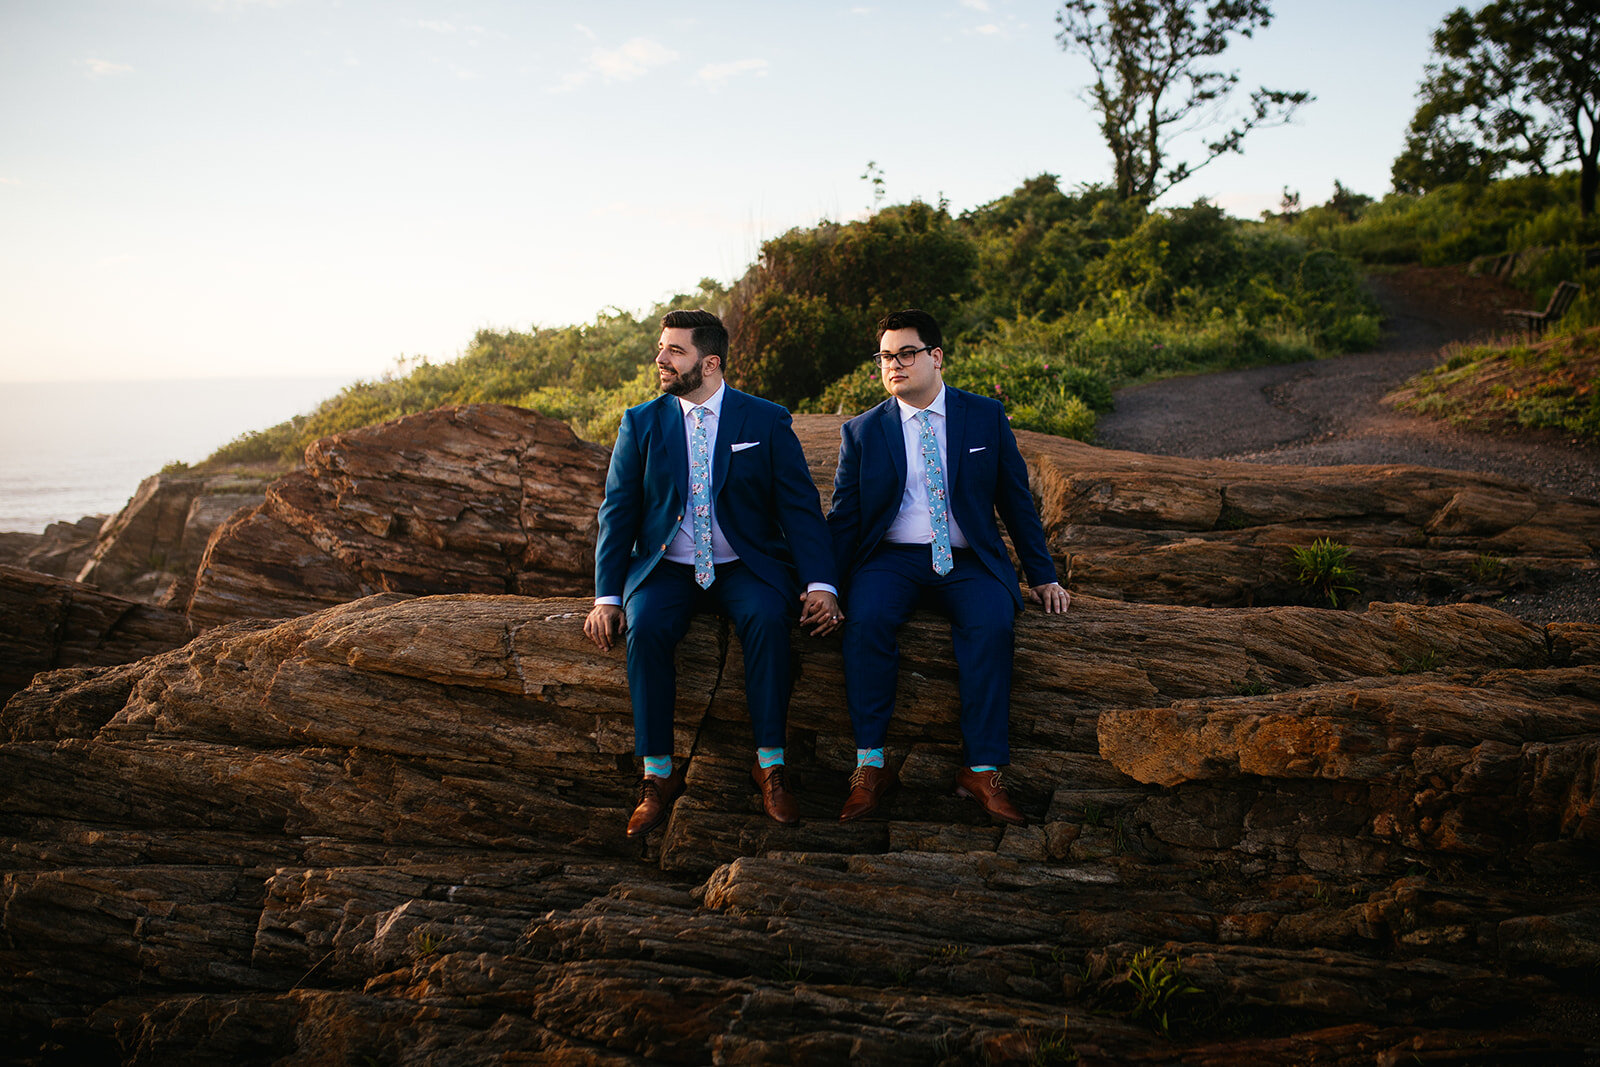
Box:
[1290,538,1361,608]
[1391,326,1600,438]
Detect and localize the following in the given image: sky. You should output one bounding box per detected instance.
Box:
[0,0,1468,385]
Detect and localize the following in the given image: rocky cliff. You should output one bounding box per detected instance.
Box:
[4,590,1597,1063]
[186,405,608,629]
[5,402,1599,1063]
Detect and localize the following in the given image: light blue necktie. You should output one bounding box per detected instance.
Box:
[917,410,953,576]
[690,406,714,588]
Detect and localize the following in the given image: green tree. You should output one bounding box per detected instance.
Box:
[725,199,977,407]
[1394,1,1600,216]
[1055,0,1312,204]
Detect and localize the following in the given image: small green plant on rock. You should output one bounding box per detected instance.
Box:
[1290,538,1360,607]
[1122,948,1203,1037]
[411,930,443,959]
[774,945,806,983]
[1470,553,1505,581]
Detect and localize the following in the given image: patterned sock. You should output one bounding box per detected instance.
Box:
[643,755,673,779]
[969,764,998,773]
[756,746,784,768]
[856,747,885,769]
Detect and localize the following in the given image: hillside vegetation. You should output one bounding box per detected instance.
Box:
[204,170,1596,467]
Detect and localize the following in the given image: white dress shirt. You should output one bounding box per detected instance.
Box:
[664,383,739,566]
[884,386,970,549]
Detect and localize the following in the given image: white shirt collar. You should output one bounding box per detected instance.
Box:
[895,385,947,423]
[677,381,726,420]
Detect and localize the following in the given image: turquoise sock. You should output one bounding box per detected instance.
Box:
[643,755,673,778]
[969,764,998,773]
[856,747,885,769]
[756,746,784,768]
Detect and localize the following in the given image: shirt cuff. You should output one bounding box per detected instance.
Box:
[805,583,838,596]
[595,596,623,607]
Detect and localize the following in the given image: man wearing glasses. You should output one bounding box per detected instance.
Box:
[585,309,842,838]
[827,308,1069,825]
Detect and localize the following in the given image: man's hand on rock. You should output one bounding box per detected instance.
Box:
[1028,582,1071,614]
[584,603,624,651]
[799,589,843,636]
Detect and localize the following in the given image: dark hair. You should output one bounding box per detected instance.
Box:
[661,309,729,369]
[876,308,943,351]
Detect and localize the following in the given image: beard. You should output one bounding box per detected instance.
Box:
[659,357,705,397]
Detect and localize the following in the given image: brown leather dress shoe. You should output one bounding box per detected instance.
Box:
[954,768,1026,826]
[839,765,898,822]
[751,762,800,825]
[626,770,684,837]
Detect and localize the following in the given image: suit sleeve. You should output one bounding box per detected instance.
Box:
[826,422,862,590]
[993,411,1059,589]
[769,411,837,590]
[594,410,643,600]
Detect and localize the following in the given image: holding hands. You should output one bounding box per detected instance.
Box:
[799,589,843,636]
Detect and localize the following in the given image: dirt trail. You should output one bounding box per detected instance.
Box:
[1092,266,1600,621]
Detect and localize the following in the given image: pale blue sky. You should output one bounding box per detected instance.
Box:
[1,0,1464,383]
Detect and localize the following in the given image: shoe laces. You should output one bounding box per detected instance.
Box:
[849,766,870,789]
[639,776,665,802]
[763,765,789,793]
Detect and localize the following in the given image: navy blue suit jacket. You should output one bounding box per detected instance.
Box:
[595,387,835,603]
[827,386,1057,610]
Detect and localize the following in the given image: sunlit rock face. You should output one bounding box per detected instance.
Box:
[186,404,609,629]
[4,587,1597,1063]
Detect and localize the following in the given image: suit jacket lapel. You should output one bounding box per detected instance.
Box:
[877,398,907,501]
[944,386,967,490]
[712,388,745,499]
[660,394,689,505]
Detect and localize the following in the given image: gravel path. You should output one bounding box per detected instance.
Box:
[1092,271,1600,623]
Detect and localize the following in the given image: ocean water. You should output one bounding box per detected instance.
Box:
[0,377,353,534]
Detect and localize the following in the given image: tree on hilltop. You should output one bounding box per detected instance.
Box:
[1394,0,1600,217]
[1055,0,1312,205]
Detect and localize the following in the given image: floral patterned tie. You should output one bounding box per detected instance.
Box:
[917,410,953,576]
[690,406,714,589]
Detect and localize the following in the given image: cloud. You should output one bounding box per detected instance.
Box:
[696,58,768,87]
[969,23,1002,35]
[84,58,133,77]
[414,19,456,33]
[960,0,991,9]
[552,36,677,92]
[589,37,678,81]
[0,177,21,186]
[574,23,597,40]
[850,6,871,12]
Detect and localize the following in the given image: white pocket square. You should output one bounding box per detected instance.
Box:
[731,441,760,452]
[968,446,986,453]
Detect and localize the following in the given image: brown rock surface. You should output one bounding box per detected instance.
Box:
[0,515,106,579]
[75,470,273,603]
[4,592,1597,1063]
[185,405,608,628]
[0,565,193,705]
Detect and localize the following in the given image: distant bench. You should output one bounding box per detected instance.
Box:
[1505,280,1582,337]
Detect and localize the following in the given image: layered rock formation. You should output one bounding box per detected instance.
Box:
[4,592,1597,1063]
[186,405,608,628]
[72,469,276,605]
[0,515,105,580]
[0,566,192,705]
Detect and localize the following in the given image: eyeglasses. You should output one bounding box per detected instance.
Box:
[875,345,934,367]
